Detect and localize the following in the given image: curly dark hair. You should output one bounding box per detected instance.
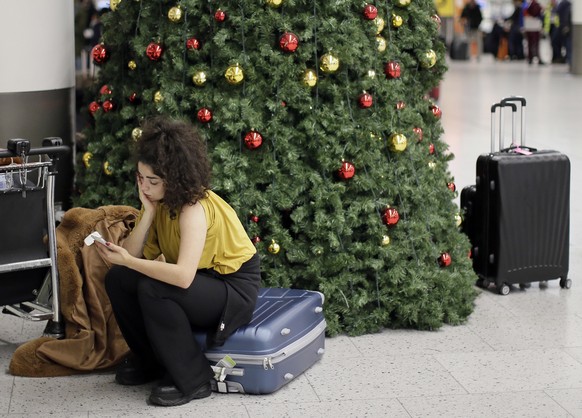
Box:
[134,116,211,217]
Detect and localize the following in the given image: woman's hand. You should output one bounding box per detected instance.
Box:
[137,173,157,215]
[95,241,132,267]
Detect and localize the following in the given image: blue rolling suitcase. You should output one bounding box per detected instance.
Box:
[194,288,326,394]
[461,97,571,295]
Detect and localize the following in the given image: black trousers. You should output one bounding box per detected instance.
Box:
[105,263,230,393]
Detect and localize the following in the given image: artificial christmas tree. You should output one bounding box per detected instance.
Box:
[76,0,477,336]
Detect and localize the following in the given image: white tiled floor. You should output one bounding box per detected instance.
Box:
[2,55,582,417]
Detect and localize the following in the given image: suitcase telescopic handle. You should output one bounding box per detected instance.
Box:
[500,96,526,147]
[490,102,516,152]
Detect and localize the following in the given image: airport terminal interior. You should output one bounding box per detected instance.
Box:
[2,20,582,418]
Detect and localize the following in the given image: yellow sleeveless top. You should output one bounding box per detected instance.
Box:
[137,190,256,275]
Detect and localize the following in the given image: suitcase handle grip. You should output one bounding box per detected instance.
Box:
[501,96,526,148]
[490,102,516,152]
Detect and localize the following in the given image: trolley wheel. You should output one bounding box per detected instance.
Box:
[498,283,510,295]
[519,283,531,290]
[560,278,572,289]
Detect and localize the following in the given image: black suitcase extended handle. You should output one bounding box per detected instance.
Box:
[490,96,527,152]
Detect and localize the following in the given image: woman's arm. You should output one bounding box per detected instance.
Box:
[97,202,207,289]
[122,209,154,257]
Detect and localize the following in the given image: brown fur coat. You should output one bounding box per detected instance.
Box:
[9,205,139,377]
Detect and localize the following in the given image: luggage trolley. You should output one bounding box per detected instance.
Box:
[0,138,70,338]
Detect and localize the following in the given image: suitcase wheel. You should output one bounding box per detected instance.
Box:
[476,278,490,289]
[519,283,531,290]
[498,283,510,296]
[559,278,572,289]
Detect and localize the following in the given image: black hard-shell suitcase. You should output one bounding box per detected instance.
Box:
[450,37,469,60]
[461,97,571,295]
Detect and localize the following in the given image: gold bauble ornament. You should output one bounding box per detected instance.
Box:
[128,60,137,71]
[374,17,385,34]
[428,160,437,169]
[266,0,283,7]
[82,152,92,168]
[225,63,244,85]
[192,71,207,86]
[132,128,142,141]
[268,240,281,254]
[389,133,408,152]
[168,6,183,22]
[391,14,404,28]
[154,90,163,103]
[381,235,391,246]
[396,0,411,7]
[455,213,463,227]
[320,53,339,73]
[376,35,387,52]
[421,49,437,68]
[110,0,121,11]
[103,161,113,176]
[302,69,317,87]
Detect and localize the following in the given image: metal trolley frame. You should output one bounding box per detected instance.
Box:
[0,138,69,338]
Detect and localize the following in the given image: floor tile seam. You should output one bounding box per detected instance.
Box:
[543,389,580,418]
[434,346,582,358]
[395,388,578,416]
[5,374,15,416]
[431,355,471,396]
[561,346,582,366]
[395,388,558,399]
[394,398,414,418]
[467,312,582,332]
[464,321,497,352]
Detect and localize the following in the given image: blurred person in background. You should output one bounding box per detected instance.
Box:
[523,0,545,65]
[461,0,483,61]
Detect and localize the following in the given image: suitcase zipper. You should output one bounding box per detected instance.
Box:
[204,319,327,369]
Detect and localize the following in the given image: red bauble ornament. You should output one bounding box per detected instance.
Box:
[430,104,442,119]
[385,61,401,79]
[197,108,213,123]
[244,131,263,150]
[214,9,226,22]
[146,42,163,61]
[186,37,201,50]
[382,207,400,226]
[396,100,406,110]
[413,127,423,142]
[279,32,299,53]
[363,4,378,20]
[128,92,139,103]
[431,14,442,28]
[88,101,101,116]
[429,143,435,154]
[91,44,109,65]
[102,100,115,113]
[250,215,260,223]
[251,236,261,245]
[358,92,373,109]
[447,182,456,192]
[281,101,286,107]
[438,252,452,267]
[338,161,355,180]
[99,84,112,96]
